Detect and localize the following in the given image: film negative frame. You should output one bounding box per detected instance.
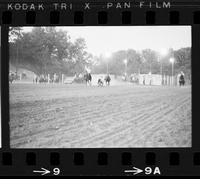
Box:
[0,0,200,176]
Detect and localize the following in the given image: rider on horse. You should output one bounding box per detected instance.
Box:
[84,71,92,86]
[179,71,185,86]
[104,74,111,86]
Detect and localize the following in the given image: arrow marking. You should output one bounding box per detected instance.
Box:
[124,167,143,175]
[33,168,50,176]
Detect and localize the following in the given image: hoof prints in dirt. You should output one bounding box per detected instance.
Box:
[9,84,191,148]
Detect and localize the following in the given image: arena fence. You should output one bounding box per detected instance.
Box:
[13,71,190,86]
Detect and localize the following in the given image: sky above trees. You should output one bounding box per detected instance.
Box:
[21,26,191,57]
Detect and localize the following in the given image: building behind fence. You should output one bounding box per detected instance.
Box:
[138,74,190,86]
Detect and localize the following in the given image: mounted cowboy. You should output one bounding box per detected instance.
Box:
[98,76,104,87]
[84,71,92,86]
[104,74,111,86]
[179,71,185,86]
[9,72,16,83]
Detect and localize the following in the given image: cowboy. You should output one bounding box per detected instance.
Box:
[104,74,111,86]
[98,77,104,87]
[179,71,185,86]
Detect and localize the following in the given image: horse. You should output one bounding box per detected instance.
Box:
[179,74,185,86]
[98,78,104,87]
[104,74,111,86]
[84,72,92,86]
[9,73,16,83]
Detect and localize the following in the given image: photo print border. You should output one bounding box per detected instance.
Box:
[0,0,200,176]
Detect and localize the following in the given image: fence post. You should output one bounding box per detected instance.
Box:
[62,74,64,84]
[19,73,22,81]
[163,74,165,85]
[168,76,170,85]
[171,76,173,86]
[177,75,179,86]
[48,74,50,84]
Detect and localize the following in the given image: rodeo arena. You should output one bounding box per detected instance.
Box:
[9,65,191,148]
[9,27,191,148]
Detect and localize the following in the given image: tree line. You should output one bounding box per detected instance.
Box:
[9,27,191,81]
[92,48,191,80]
[9,27,92,76]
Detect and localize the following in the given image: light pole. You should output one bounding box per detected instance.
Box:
[124,59,128,76]
[107,62,109,74]
[169,57,175,86]
[104,52,110,74]
[159,49,168,85]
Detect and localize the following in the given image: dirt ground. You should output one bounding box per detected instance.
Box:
[9,83,191,148]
